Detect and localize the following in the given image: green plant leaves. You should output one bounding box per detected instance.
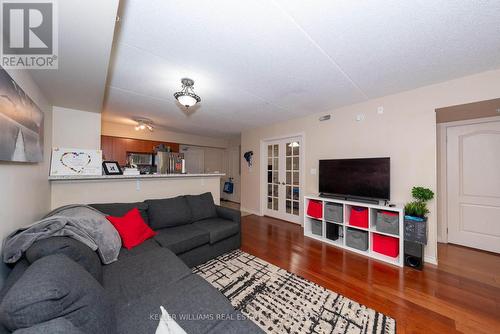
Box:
[404,201,429,218]
[411,187,434,202]
[405,186,434,218]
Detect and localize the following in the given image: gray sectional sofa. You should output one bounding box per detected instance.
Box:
[0,193,264,334]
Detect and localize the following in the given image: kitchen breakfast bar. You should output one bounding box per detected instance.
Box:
[49,173,225,209]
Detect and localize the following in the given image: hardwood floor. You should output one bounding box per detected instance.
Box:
[240,215,500,334]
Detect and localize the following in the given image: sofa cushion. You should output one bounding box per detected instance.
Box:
[0,255,115,333]
[215,205,241,224]
[145,196,192,229]
[117,238,161,260]
[0,259,29,303]
[153,225,209,254]
[114,274,240,334]
[102,248,191,303]
[106,208,157,250]
[185,192,217,222]
[193,218,239,244]
[12,318,84,334]
[25,237,102,283]
[90,202,149,225]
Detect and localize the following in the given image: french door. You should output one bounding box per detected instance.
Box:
[264,136,302,224]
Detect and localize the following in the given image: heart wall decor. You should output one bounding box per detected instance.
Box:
[60,152,92,173]
[50,148,103,176]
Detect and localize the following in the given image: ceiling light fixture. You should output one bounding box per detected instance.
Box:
[134,119,153,132]
[174,78,201,108]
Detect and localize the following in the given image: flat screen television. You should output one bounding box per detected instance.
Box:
[319,157,390,201]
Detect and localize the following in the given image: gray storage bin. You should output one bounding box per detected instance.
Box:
[324,202,343,223]
[376,210,400,235]
[311,219,322,236]
[346,228,368,251]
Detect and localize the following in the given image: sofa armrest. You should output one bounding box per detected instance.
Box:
[215,205,241,226]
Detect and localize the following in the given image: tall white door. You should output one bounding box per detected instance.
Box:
[181,146,205,174]
[264,137,302,224]
[447,120,500,253]
[222,146,241,203]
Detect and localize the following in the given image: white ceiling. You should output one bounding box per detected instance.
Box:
[103,0,500,137]
[30,0,119,113]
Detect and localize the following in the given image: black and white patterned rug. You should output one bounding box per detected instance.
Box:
[194,250,396,334]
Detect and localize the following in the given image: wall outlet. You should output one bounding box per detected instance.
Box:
[356,114,365,121]
[310,168,317,175]
[377,106,384,114]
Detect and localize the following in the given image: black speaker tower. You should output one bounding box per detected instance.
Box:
[404,241,424,270]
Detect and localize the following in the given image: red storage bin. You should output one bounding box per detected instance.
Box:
[373,233,399,258]
[307,200,322,219]
[349,206,368,228]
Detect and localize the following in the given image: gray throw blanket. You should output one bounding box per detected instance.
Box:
[2,205,121,264]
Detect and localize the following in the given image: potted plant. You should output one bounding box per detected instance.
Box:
[404,186,434,220]
[404,186,434,245]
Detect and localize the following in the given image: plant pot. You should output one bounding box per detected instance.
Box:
[404,216,427,245]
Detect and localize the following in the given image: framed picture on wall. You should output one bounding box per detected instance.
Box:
[0,67,44,162]
[50,148,102,176]
[102,161,123,175]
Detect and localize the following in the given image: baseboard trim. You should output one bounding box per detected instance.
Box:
[424,255,438,265]
[240,207,262,216]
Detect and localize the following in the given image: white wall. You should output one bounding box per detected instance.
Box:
[0,69,52,285]
[221,136,241,203]
[180,136,241,203]
[52,107,101,149]
[102,121,229,148]
[241,68,500,265]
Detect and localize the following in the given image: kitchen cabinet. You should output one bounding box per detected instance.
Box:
[101,135,179,165]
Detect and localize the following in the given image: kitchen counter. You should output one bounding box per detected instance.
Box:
[49,173,225,181]
[49,173,225,209]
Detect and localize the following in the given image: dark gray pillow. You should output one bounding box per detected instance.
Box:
[186,192,217,222]
[13,318,84,334]
[0,255,116,333]
[145,196,192,229]
[25,237,102,283]
[90,202,149,224]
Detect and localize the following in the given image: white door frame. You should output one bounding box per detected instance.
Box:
[437,116,500,243]
[259,133,306,224]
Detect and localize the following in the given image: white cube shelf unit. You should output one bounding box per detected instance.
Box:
[304,195,404,267]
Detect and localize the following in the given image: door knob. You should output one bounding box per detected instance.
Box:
[281,182,285,185]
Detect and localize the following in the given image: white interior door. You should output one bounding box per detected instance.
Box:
[264,137,302,224]
[447,120,500,253]
[181,146,205,174]
[222,147,241,203]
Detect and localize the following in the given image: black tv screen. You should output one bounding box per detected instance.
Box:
[319,158,390,200]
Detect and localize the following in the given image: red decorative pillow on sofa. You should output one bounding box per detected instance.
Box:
[106,208,157,250]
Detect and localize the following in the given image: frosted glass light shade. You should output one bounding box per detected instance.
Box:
[177,95,197,107]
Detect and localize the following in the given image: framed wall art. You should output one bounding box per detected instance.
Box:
[102,161,122,175]
[0,67,44,162]
[50,148,102,176]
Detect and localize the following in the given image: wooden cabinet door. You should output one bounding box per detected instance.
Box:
[111,137,130,165]
[101,136,114,161]
[101,136,181,165]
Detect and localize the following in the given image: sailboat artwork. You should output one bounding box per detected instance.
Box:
[0,66,44,163]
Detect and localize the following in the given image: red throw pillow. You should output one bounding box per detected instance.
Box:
[106,208,157,250]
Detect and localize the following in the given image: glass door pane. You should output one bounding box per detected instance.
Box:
[285,141,300,216]
[267,144,279,211]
